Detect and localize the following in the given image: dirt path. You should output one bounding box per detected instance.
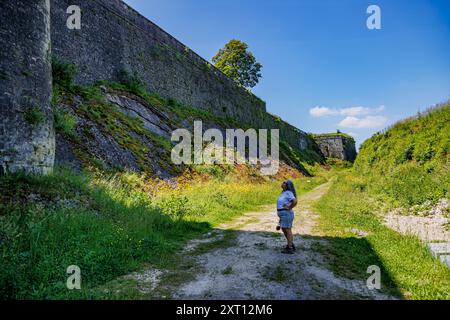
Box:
[116,182,397,300]
[164,182,396,300]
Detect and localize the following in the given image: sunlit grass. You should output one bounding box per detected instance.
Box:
[0,166,326,299]
[314,171,450,300]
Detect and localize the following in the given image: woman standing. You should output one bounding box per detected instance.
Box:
[276,180,298,254]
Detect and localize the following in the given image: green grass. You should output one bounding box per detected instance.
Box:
[54,106,77,137]
[315,132,355,139]
[0,168,326,299]
[312,105,450,300]
[314,171,450,300]
[354,104,449,207]
[0,169,205,299]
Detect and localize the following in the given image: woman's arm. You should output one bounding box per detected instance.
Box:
[291,198,298,209]
[284,198,298,210]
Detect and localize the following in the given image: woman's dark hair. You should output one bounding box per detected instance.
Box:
[284,180,297,198]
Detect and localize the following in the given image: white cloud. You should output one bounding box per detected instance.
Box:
[338,115,387,129]
[309,106,337,117]
[310,105,385,118]
[340,105,385,117]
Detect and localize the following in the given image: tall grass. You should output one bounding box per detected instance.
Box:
[313,105,450,299]
[354,104,449,207]
[314,171,450,300]
[0,168,324,299]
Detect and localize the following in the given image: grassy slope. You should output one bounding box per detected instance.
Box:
[314,105,450,300]
[355,104,449,207]
[315,171,450,300]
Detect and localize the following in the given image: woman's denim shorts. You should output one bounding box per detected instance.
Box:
[277,210,294,229]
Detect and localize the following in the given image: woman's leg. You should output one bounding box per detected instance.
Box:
[285,228,294,247]
[281,228,292,247]
[281,228,288,243]
[285,229,294,247]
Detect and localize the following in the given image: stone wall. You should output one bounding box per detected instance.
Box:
[51,0,310,150]
[0,0,315,176]
[314,135,357,161]
[0,0,55,174]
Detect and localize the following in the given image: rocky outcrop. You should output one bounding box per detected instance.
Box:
[55,90,176,177]
[314,134,357,161]
[106,94,173,138]
[0,0,55,174]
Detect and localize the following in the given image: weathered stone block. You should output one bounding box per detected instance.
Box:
[427,242,450,257]
[440,255,450,267]
[0,0,55,174]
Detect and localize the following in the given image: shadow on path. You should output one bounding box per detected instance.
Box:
[168,183,403,300]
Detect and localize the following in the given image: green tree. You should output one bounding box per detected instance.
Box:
[212,40,262,89]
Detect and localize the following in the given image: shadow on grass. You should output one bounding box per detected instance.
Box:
[302,234,404,299]
[0,170,404,300]
[0,170,213,300]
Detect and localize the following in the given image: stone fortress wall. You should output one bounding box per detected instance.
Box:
[1,0,354,174]
[314,134,357,162]
[50,0,310,150]
[0,0,55,174]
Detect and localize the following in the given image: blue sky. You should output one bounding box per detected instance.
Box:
[124,0,450,147]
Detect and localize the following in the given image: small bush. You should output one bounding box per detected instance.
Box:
[23,106,45,125]
[52,58,77,88]
[157,195,194,220]
[118,70,146,95]
[54,107,77,136]
[212,191,232,208]
[395,144,414,164]
[167,97,177,107]
[193,164,227,178]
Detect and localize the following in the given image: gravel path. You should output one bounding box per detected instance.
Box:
[171,183,397,300]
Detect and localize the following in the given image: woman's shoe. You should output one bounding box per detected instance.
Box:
[281,246,294,254]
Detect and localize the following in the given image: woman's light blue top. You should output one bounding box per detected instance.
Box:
[276,190,296,210]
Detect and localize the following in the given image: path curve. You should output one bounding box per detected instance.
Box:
[171,183,396,300]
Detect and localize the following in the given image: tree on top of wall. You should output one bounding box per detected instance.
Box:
[212,40,262,89]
